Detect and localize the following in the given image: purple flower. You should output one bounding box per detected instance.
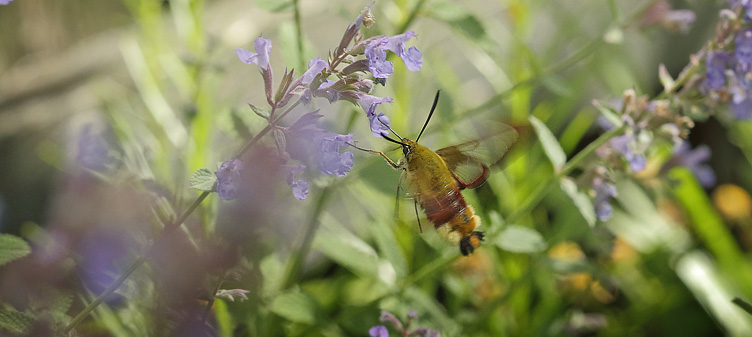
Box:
[369,109,391,138]
[236,36,272,69]
[216,158,244,200]
[215,289,250,302]
[609,134,646,172]
[0,0,13,5]
[315,79,340,103]
[371,310,440,337]
[665,142,716,187]
[365,31,422,78]
[705,51,728,90]
[593,177,617,221]
[317,134,354,177]
[731,0,752,20]
[284,111,356,178]
[737,29,752,70]
[302,57,328,86]
[356,93,393,114]
[369,325,389,337]
[409,328,441,337]
[400,46,423,71]
[732,97,752,119]
[380,310,404,331]
[360,94,393,138]
[365,39,394,78]
[285,164,309,200]
[76,124,114,172]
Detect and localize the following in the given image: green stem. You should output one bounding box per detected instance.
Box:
[397,0,427,34]
[506,124,625,224]
[202,275,225,322]
[64,256,147,333]
[281,187,333,289]
[292,0,305,69]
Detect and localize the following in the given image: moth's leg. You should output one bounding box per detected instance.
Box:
[413,199,423,233]
[347,143,399,169]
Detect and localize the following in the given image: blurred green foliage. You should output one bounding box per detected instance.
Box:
[4,0,752,336]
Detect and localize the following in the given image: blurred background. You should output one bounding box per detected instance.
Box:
[2,0,752,336]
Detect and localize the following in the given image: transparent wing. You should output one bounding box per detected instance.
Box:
[435,122,519,189]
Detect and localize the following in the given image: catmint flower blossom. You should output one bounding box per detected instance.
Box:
[349,92,393,137]
[369,310,440,337]
[641,1,695,33]
[737,29,752,71]
[76,124,115,173]
[365,31,423,79]
[662,10,695,33]
[0,0,14,5]
[369,326,389,337]
[283,111,355,181]
[215,289,250,302]
[285,164,309,200]
[301,57,328,86]
[593,177,617,221]
[731,0,752,20]
[216,158,244,201]
[370,110,391,138]
[705,51,729,90]
[317,134,354,177]
[236,36,272,69]
[733,96,752,119]
[609,134,646,172]
[663,142,716,187]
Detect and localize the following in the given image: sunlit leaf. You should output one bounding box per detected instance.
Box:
[495,225,546,253]
[0,234,31,266]
[529,116,566,170]
[269,290,318,325]
[188,168,216,192]
[560,177,596,227]
[591,99,622,128]
[0,307,33,335]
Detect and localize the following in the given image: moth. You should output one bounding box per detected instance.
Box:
[354,91,519,255]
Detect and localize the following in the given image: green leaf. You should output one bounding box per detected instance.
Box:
[560,177,596,227]
[529,116,566,170]
[592,99,622,127]
[261,253,285,295]
[495,225,546,253]
[0,234,31,266]
[426,0,490,47]
[269,290,318,325]
[312,214,384,282]
[214,299,234,337]
[248,104,270,120]
[188,168,216,192]
[0,307,33,335]
[658,64,675,92]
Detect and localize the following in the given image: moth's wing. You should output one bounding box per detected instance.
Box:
[436,123,518,189]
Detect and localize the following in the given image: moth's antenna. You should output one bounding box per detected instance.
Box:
[416,90,440,142]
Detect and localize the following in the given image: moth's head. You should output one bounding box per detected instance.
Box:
[400,138,416,158]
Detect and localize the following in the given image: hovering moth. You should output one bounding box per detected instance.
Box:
[354,91,519,255]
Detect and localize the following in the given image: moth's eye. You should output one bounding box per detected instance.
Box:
[403,146,410,156]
